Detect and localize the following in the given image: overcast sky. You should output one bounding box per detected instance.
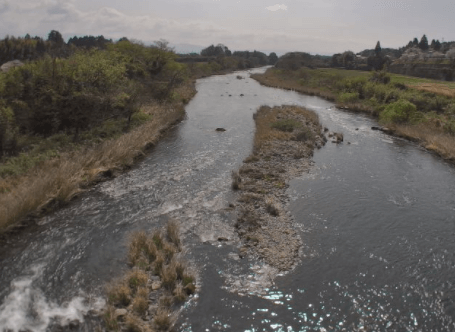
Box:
[0,0,453,55]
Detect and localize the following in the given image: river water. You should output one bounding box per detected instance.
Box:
[1,68,455,331]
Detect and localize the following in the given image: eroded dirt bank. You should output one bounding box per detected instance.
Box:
[232,105,337,271]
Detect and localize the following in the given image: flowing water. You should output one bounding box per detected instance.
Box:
[1,68,455,332]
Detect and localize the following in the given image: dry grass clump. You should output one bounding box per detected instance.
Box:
[161,263,178,291]
[103,305,120,331]
[265,197,279,216]
[231,171,241,190]
[244,154,260,163]
[125,315,146,332]
[132,288,149,316]
[127,269,148,291]
[166,219,180,249]
[0,90,194,233]
[393,122,455,161]
[104,220,196,331]
[107,282,132,306]
[154,309,172,331]
[173,283,187,303]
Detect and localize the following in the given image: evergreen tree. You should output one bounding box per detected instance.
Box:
[268,52,278,65]
[413,38,419,46]
[375,41,382,56]
[419,34,429,50]
[47,30,64,45]
[434,40,442,51]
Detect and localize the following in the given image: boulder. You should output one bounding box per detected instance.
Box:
[216,128,226,132]
[114,308,128,320]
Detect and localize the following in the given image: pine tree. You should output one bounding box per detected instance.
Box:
[434,40,442,51]
[413,38,419,46]
[419,34,429,50]
[375,41,382,56]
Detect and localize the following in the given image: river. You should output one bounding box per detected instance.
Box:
[1,67,455,331]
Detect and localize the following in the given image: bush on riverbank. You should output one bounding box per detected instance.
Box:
[380,99,423,124]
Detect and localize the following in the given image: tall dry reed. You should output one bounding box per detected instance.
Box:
[0,97,190,232]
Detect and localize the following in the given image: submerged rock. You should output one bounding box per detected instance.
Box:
[216,128,226,132]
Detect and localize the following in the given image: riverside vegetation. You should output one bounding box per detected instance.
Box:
[103,220,196,332]
[0,33,264,234]
[232,105,332,271]
[251,67,455,162]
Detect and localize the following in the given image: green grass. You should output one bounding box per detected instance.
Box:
[271,119,302,132]
[389,73,455,88]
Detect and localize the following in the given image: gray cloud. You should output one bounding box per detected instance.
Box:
[0,0,454,54]
[0,0,10,14]
[266,4,288,11]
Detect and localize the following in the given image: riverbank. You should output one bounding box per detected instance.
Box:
[233,105,331,271]
[0,81,196,234]
[251,68,455,163]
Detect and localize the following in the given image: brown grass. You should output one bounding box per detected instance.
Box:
[231,170,241,190]
[154,308,172,331]
[127,269,148,291]
[0,82,196,233]
[132,287,149,316]
[253,105,319,152]
[173,283,187,303]
[107,281,132,306]
[125,315,146,332]
[165,219,180,249]
[161,261,178,291]
[104,221,195,331]
[392,123,455,161]
[103,305,120,331]
[407,83,455,98]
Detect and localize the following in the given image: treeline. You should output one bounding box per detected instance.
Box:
[199,43,278,66]
[0,32,187,157]
[274,52,331,70]
[0,30,116,65]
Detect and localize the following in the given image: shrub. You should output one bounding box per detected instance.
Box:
[380,99,418,124]
[338,92,359,104]
[370,70,391,84]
